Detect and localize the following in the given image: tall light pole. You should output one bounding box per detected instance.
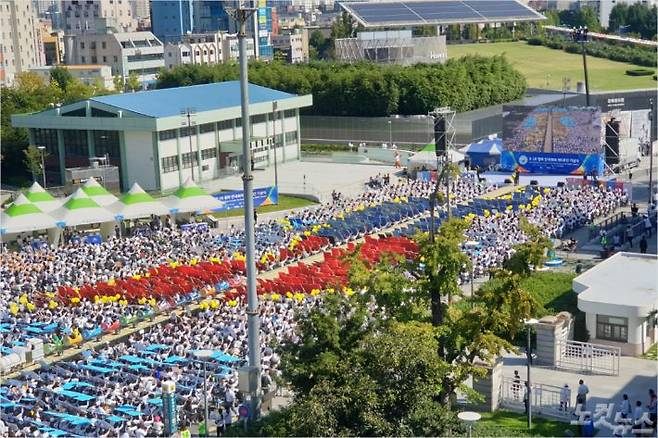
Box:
[181,108,197,181]
[229,2,261,420]
[649,97,655,204]
[272,100,279,189]
[572,26,590,107]
[37,146,46,187]
[192,350,214,437]
[388,120,392,146]
[524,318,539,431]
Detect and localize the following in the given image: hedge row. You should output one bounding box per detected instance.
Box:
[626,68,655,76]
[527,35,657,67]
[156,57,527,117]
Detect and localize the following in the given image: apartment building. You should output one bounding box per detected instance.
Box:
[61,0,137,34]
[0,0,45,85]
[163,31,256,68]
[64,31,164,88]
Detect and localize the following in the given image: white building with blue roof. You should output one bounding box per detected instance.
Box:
[11,81,313,192]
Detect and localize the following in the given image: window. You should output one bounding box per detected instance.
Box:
[235,118,242,128]
[81,56,86,63]
[102,41,106,49]
[284,109,296,118]
[596,315,628,342]
[62,130,89,158]
[80,42,85,49]
[180,126,195,137]
[158,129,177,141]
[62,108,86,117]
[90,41,96,49]
[113,55,118,62]
[91,108,117,118]
[250,114,266,125]
[91,56,97,63]
[285,131,298,144]
[199,123,214,134]
[201,147,217,160]
[161,156,179,173]
[102,56,107,62]
[181,151,198,168]
[218,120,232,131]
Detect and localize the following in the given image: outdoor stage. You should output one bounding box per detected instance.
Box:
[480,172,614,188]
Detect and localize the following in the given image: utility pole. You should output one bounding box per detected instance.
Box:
[572,27,590,106]
[181,108,197,181]
[272,100,279,190]
[228,2,260,420]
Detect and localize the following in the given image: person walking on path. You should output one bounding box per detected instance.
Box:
[640,235,648,254]
[577,379,589,410]
[560,384,571,411]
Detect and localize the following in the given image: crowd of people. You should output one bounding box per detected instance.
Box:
[0,170,644,437]
[0,294,320,437]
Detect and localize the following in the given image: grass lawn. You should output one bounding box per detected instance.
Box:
[641,343,658,360]
[474,410,579,437]
[448,41,656,91]
[472,271,588,341]
[211,194,316,218]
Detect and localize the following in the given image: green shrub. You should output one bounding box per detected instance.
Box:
[301,143,352,154]
[527,35,657,67]
[157,57,527,117]
[626,68,655,76]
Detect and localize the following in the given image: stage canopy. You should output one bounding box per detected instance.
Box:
[460,137,504,155]
[408,149,465,173]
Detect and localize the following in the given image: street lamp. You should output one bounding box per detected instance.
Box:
[649,98,654,205]
[524,318,539,430]
[571,26,590,106]
[272,101,279,189]
[181,108,197,182]
[37,146,47,187]
[192,349,214,437]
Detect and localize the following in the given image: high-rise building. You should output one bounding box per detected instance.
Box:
[151,0,229,44]
[61,0,137,34]
[132,0,150,19]
[151,0,271,59]
[0,0,46,85]
[163,31,255,69]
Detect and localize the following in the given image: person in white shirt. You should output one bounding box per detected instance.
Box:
[560,384,571,411]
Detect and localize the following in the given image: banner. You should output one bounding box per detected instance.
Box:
[500,151,604,175]
[212,186,278,212]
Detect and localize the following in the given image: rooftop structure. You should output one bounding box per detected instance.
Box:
[575,252,657,355]
[340,0,545,28]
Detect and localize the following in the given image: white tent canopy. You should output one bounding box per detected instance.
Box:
[162,178,224,214]
[79,177,119,206]
[51,188,116,227]
[0,194,57,235]
[407,149,465,173]
[108,183,170,220]
[24,182,61,212]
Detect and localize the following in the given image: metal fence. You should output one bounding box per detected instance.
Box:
[499,377,573,420]
[556,340,621,376]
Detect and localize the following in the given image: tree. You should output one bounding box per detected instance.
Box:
[126,72,141,92]
[50,66,74,91]
[308,30,329,60]
[558,6,601,32]
[502,216,553,276]
[23,145,47,181]
[113,74,125,92]
[414,25,437,37]
[608,3,630,33]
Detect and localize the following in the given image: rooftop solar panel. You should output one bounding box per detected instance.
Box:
[341,0,545,28]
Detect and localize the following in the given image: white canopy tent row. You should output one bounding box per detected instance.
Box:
[407,149,466,175]
[24,182,61,212]
[0,179,222,244]
[0,194,58,241]
[162,178,224,215]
